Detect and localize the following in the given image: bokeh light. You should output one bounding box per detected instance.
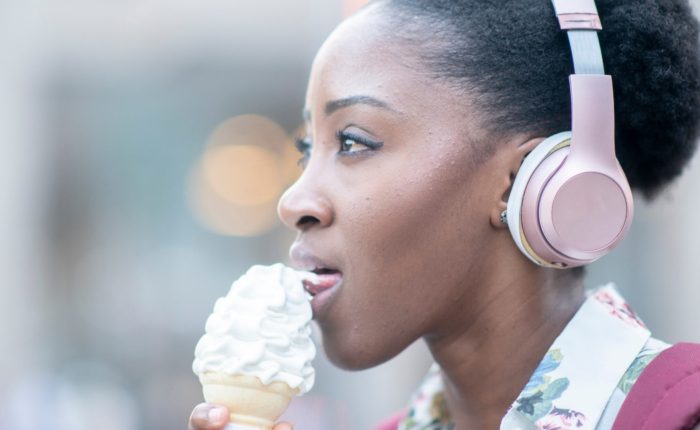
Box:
[201,144,284,207]
[204,115,289,152]
[187,115,302,237]
[188,163,280,237]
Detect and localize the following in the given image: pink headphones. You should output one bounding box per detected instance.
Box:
[506,0,634,268]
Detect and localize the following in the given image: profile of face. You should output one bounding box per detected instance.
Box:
[278,4,530,370]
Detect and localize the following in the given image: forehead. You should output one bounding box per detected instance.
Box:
[305,5,431,115]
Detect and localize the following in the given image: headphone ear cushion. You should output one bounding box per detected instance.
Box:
[506,132,572,267]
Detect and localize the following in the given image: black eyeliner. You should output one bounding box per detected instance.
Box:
[294,137,311,166]
[294,136,312,153]
[337,130,384,150]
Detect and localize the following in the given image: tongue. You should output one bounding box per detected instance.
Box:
[313,274,338,286]
[302,272,342,295]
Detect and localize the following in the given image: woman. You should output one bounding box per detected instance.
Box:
[190,0,700,428]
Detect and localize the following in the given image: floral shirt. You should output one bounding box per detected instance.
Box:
[397,283,671,430]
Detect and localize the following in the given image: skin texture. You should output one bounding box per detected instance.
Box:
[191,3,587,429]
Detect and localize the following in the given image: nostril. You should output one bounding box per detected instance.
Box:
[297,215,319,229]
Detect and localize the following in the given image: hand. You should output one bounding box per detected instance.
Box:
[189,403,294,430]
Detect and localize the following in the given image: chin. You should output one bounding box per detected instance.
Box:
[319,326,407,371]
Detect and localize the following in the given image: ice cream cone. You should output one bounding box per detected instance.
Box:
[199,372,300,430]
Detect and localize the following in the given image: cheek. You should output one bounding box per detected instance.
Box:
[348,155,483,296]
[318,154,487,369]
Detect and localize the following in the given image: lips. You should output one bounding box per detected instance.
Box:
[290,244,343,316]
[302,269,343,318]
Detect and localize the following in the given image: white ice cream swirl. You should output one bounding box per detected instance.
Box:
[193,263,316,394]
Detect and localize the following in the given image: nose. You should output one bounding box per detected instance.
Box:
[277,175,334,232]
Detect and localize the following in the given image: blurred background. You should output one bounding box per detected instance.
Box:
[0,0,698,428]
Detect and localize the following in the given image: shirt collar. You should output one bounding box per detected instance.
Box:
[502,283,651,429]
[398,283,651,430]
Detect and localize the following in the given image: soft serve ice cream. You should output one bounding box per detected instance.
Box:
[193,263,317,394]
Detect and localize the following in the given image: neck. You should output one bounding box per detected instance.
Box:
[424,252,586,429]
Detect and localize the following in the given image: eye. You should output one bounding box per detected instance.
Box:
[294,137,311,167]
[336,130,383,155]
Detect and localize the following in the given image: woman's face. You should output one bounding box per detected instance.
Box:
[278,5,507,370]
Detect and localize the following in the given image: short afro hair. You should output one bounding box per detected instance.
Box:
[377,0,700,201]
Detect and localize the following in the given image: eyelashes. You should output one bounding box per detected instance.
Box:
[336,130,384,153]
[294,130,384,167]
[294,137,312,166]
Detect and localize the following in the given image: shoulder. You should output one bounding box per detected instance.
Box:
[597,336,671,429]
[617,337,672,395]
[611,341,700,430]
[599,339,700,430]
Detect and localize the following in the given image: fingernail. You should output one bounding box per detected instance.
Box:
[208,407,226,424]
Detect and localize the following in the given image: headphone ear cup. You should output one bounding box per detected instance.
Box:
[536,152,633,264]
[508,131,633,268]
[507,132,573,268]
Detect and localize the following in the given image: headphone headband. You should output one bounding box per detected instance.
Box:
[551,0,602,29]
[552,0,605,74]
[505,0,633,268]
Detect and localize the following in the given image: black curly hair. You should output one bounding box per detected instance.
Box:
[372,0,700,201]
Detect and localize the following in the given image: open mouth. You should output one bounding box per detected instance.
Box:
[312,268,339,275]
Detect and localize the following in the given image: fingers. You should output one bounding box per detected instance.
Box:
[189,403,230,430]
[188,403,293,430]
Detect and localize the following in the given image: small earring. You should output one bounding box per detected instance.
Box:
[500,210,508,225]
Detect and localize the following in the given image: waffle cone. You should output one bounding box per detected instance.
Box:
[199,373,299,430]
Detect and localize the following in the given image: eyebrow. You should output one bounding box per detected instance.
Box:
[302,95,400,121]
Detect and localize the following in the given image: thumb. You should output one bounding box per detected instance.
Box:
[189,403,230,430]
[273,422,294,430]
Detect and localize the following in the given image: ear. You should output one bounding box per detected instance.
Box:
[489,137,546,229]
